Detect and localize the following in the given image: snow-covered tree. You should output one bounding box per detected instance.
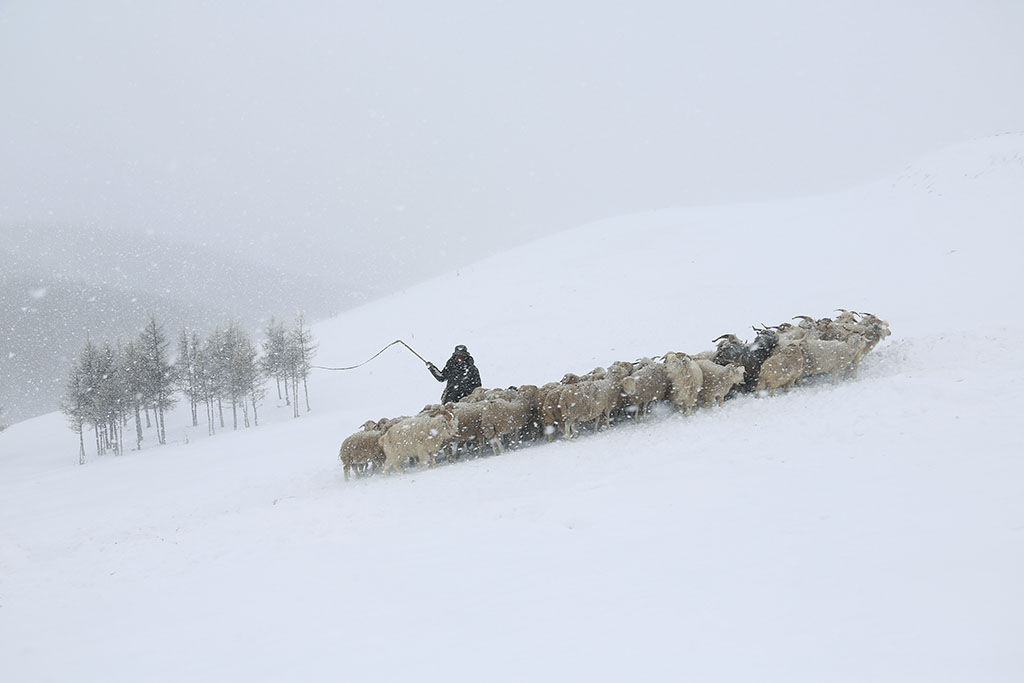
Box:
[287,313,317,417]
[94,341,126,457]
[121,340,148,451]
[138,316,176,445]
[223,321,260,430]
[60,356,91,464]
[175,329,204,428]
[261,317,290,403]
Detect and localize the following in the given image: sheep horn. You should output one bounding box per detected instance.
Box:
[793,315,815,322]
[712,334,733,343]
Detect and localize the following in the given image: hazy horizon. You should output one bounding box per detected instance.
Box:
[3,1,1022,286]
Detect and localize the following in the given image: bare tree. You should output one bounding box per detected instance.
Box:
[289,313,318,416]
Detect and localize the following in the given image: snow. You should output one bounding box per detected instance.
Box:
[2,133,1024,682]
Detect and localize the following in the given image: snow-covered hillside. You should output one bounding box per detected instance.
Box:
[2,133,1023,682]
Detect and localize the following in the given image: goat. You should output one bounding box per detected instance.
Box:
[754,344,805,396]
[692,359,745,407]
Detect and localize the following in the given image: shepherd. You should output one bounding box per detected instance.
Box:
[427,344,482,404]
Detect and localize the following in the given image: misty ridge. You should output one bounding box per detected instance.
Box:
[0,223,352,425]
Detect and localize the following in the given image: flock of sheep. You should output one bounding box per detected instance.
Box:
[338,309,891,480]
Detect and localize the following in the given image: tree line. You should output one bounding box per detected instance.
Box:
[60,314,317,464]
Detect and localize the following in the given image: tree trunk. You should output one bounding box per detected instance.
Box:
[292,377,300,418]
[283,376,291,405]
[158,406,166,445]
[231,400,238,430]
[303,376,310,413]
[78,424,86,465]
[251,393,259,427]
[134,406,143,450]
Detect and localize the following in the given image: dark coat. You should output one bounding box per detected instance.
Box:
[429,352,482,404]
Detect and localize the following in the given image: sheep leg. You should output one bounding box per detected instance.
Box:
[382,457,398,475]
[420,448,436,468]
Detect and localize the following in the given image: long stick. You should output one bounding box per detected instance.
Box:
[312,339,429,371]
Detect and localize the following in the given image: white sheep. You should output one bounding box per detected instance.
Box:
[479,385,541,453]
[558,365,630,438]
[378,406,460,474]
[663,352,703,415]
[694,359,746,408]
[538,381,565,441]
[338,417,401,480]
[448,401,487,458]
[620,359,669,422]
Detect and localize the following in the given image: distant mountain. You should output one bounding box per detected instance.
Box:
[0,224,365,424]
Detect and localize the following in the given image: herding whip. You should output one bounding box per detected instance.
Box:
[312,339,430,371]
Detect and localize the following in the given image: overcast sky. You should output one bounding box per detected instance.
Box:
[2,1,1022,290]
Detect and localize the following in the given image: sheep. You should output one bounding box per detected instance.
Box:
[378,406,460,474]
[608,360,636,378]
[663,352,703,415]
[338,417,401,480]
[479,385,541,454]
[448,400,487,458]
[798,333,868,384]
[538,381,564,441]
[463,386,509,402]
[558,365,630,439]
[620,359,669,422]
[754,344,805,397]
[694,359,745,407]
[555,380,591,439]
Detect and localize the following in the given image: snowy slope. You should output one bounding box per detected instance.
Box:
[2,133,1023,682]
